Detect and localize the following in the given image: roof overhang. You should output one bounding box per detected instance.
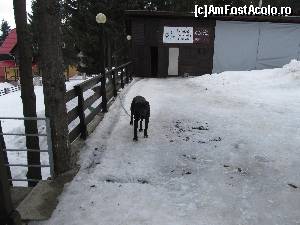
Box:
[125,10,300,23]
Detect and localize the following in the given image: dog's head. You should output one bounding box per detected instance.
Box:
[136,101,150,118]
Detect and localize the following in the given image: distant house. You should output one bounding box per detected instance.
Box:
[0,28,79,82]
[0,29,17,55]
[126,11,300,77]
[0,29,18,81]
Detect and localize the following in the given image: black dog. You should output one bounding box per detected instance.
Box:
[130,96,150,141]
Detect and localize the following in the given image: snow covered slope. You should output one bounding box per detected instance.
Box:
[30,60,299,225]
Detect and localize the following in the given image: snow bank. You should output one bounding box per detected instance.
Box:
[0,82,14,89]
[283,59,300,79]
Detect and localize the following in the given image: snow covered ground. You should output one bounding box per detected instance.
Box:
[0,82,14,89]
[0,76,85,185]
[32,60,300,225]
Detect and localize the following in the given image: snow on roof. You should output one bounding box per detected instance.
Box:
[0,29,17,54]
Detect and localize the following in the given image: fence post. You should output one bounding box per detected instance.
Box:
[74,85,87,140]
[101,75,108,113]
[120,69,124,89]
[45,118,55,178]
[4,67,7,81]
[129,63,133,80]
[0,121,12,185]
[112,71,117,97]
[0,144,22,225]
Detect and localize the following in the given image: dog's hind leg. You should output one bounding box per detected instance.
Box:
[144,117,149,138]
[139,119,143,132]
[133,118,138,141]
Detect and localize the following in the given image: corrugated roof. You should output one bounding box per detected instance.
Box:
[0,29,17,54]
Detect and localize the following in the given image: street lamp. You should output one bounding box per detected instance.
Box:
[125,34,132,80]
[96,13,107,24]
[96,13,108,113]
[126,35,132,41]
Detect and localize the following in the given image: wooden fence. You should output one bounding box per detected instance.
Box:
[66,62,132,143]
[0,85,21,97]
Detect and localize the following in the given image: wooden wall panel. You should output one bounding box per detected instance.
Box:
[143,46,151,77]
[145,18,160,46]
[158,47,168,77]
[130,16,216,77]
[132,20,145,45]
[133,45,145,76]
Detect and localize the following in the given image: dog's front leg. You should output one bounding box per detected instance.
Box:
[133,118,138,141]
[144,117,149,138]
[139,119,143,132]
[130,110,133,125]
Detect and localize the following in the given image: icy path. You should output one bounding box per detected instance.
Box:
[34,67,300,225]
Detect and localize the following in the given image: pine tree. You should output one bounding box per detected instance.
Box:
[28,0,39,69]
[29,0,78,77]
[64,0,147,74]
[0,20,11,46]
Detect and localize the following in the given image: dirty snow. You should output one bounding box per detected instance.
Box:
[32,60,300,225]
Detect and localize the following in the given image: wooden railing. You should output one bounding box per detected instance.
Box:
[0,85,21,96]
[66,62,133,143]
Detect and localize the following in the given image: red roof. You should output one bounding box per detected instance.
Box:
[0,29,17,54]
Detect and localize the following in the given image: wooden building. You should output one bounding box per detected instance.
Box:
[125,11,300,77]
[0,29,18,81]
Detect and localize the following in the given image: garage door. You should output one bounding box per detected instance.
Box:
[213,21,260,73]
[256,22,300,69]
[213,20,300,73]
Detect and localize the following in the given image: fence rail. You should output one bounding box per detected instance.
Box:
[0,117,54,184]
[66,62,133,143]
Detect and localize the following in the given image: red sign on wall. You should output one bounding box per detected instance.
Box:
[193,28,210,44]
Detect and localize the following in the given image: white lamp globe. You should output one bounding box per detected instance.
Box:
[126,35,132,41]
[96,13,107,24]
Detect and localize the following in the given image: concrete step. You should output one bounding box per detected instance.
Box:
[11,187,32,208]
[16,168,79,221]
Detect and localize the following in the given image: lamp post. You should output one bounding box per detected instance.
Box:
[96,13,108,113]
[78,51,87,80]
[126,35,133,80]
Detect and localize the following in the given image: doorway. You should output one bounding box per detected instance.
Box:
[168,48,179,76]
[150,47,158,76]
